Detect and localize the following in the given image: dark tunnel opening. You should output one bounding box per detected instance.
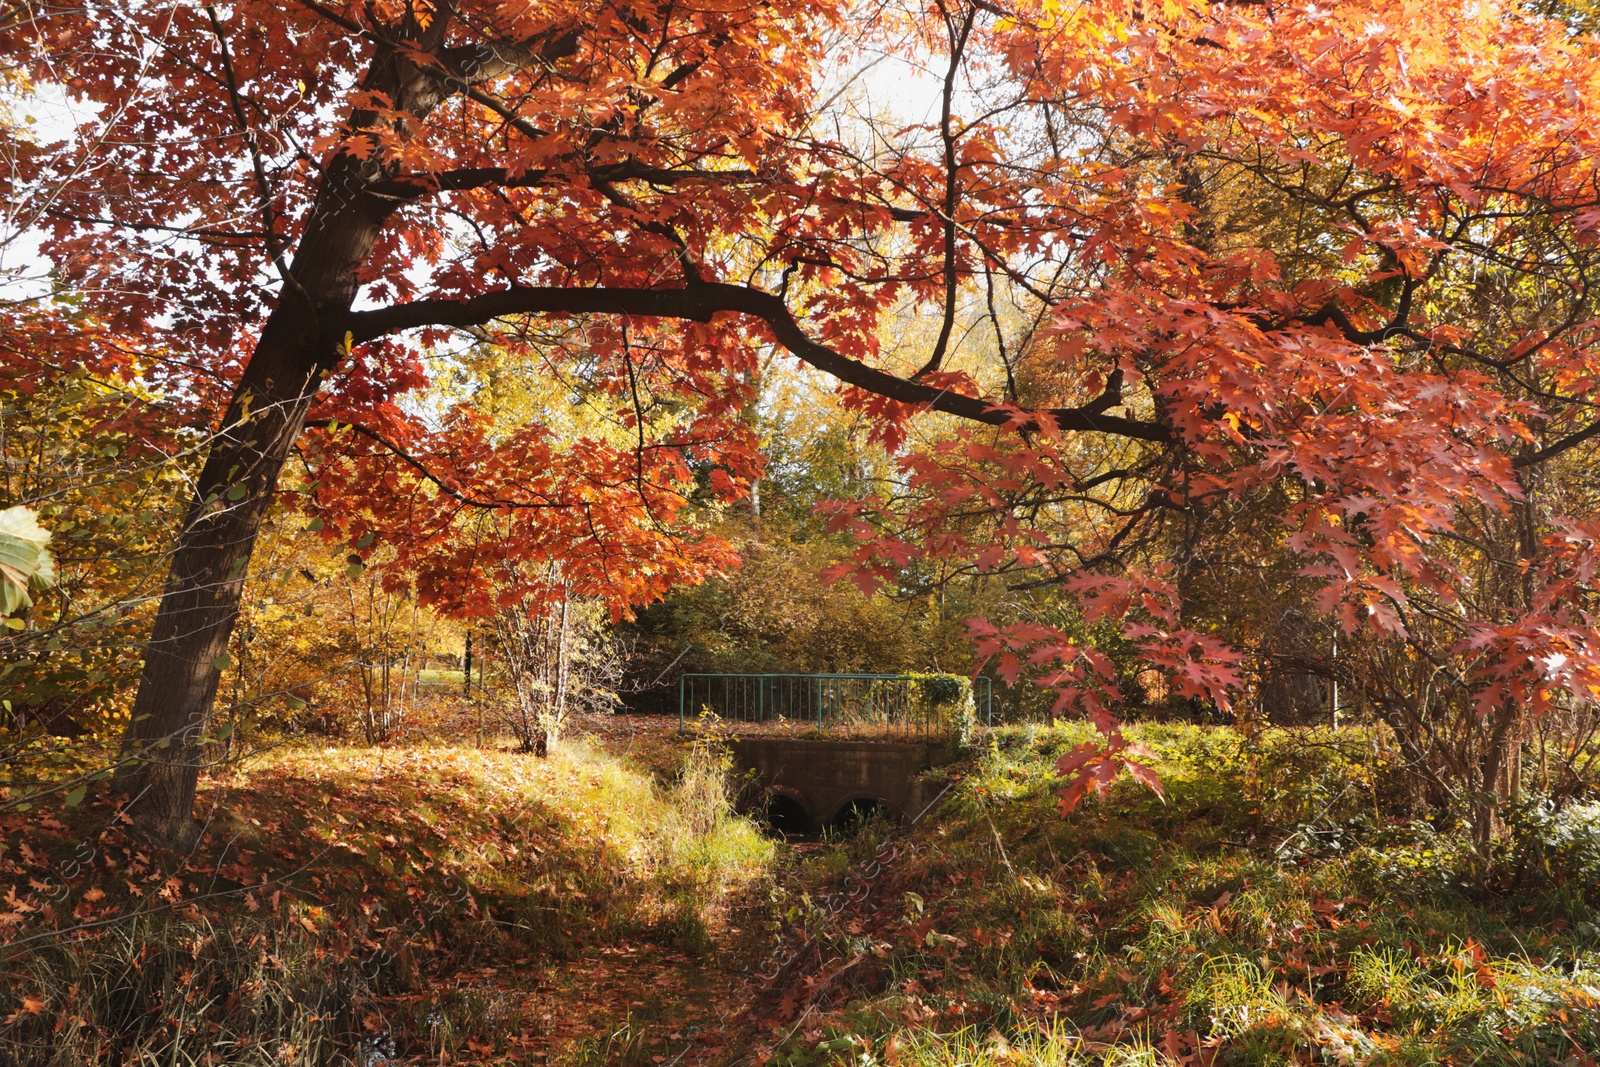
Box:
[765,793,813,836]
[827,797,887,835]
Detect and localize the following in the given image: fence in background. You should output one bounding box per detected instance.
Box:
[677,672,992,740]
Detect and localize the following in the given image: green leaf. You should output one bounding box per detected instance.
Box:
[305,517,324,533]
[356,531,377,549]
[212,653,233,672]
[0,506,55,616]
[227,483,247,501]
[344,563,364,580]
[64,785,87,807]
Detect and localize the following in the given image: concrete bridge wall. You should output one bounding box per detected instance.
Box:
[728,737,953,830]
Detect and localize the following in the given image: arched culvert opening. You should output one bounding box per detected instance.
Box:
[827,797,889,836]
[765,792,814,836]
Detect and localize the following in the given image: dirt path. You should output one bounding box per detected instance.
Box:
[480,713,778,1066]
[554,713,919,1067]
[495,942,752,1063]
[341,711,903,1066]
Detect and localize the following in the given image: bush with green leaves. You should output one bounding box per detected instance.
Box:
[1511,798,1600,905]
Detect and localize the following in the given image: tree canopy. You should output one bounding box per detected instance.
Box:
[5,0,1600,841]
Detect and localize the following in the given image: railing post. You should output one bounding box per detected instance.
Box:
[678,674,686,732]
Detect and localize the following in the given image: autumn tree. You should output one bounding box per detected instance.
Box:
[8,0,1600,850]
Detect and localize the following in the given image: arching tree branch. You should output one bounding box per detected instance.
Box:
[343,283,1173,443]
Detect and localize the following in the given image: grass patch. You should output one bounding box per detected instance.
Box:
[764,723,1600,1066]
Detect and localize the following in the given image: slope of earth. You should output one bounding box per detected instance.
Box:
[750,723,1600,1067]
[0,714,779,1065]
[10,716,1597,1066]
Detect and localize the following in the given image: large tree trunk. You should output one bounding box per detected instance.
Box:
[111,215,378,847]
[111,40,451,848]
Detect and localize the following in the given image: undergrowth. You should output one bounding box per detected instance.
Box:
[0,736,770,1065]
[769,723,1600,1067]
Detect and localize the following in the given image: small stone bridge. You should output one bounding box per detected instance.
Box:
[728,737,954,832]
[679,673,987,833]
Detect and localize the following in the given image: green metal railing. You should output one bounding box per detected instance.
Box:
[677,673,993,739]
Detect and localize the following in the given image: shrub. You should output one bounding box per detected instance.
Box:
[1511,798,1600,903]
[908,673,978,753]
